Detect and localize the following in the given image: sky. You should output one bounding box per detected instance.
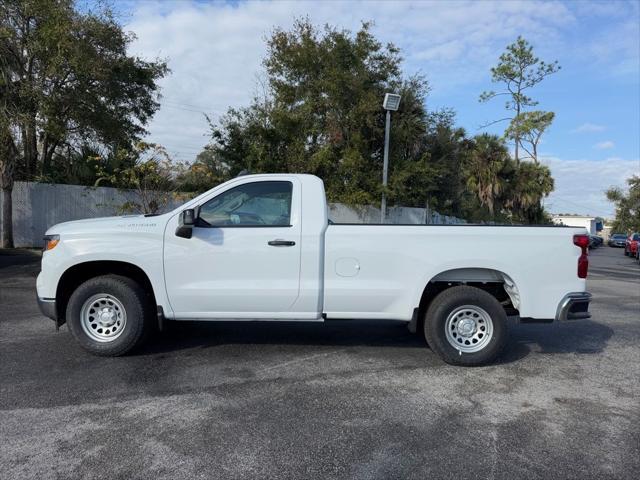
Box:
[116,0,639,218]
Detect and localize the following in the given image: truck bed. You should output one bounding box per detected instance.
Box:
[323,224,585,320]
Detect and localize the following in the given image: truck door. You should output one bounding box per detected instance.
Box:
[163,179,302,318]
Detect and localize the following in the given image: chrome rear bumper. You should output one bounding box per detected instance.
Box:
[556,292,592,321]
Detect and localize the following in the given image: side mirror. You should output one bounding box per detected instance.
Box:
[175,208,195,239]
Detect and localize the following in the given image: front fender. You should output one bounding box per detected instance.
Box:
[37,229,173,319]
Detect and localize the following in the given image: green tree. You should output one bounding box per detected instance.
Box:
[465,134,509,216]
[206,20,477,215]
[0,0,167,247]
[504,110,555,163]
[96,142,179,215]
[199,21,555,225]
[504,160,555,223]
[462,133,554,223]
[390,109,473,216]
[175,146,230,194]
[606,175,640,232]
[480,36,560,164]
[209,19,429,207]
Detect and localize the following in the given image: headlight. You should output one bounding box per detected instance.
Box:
[43,234,60,252]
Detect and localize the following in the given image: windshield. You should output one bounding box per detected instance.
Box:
[612,234,626,239]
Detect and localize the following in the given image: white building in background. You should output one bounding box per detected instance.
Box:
[551,214,600,235]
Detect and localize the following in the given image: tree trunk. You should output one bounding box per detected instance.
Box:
[1,126,17,248]
[20,118,38,180]
[41,133,49,176]
[21,124,30,175]
[1,185,13,249]
[24,117,38,178]
[514,104,520,165]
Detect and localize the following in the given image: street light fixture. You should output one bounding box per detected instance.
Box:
[383,93,401,111]
[381,93,401,223]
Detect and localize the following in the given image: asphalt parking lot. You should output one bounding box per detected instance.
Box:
[1,246,638,479]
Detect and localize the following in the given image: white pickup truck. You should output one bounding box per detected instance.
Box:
[37,174,591,365]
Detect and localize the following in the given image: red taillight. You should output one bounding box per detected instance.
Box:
[573,234,589,278]
[577,255,588,278]
[573,234,589,249]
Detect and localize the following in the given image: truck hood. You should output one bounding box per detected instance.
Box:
[46,215,165,235]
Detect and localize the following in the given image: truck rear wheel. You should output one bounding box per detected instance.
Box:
[66,275,151,356]
[424,285,507,366]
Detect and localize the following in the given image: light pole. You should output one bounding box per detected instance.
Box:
[381,93,401,223]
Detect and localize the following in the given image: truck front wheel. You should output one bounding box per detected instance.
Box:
[66,275,152,356]
[424,286,508,366]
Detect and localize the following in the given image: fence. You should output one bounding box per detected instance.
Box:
[327,203,465,225]
[1,181,465,247]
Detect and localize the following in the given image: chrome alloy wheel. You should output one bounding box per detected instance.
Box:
[444,305,494,353]
[80,294,127,342]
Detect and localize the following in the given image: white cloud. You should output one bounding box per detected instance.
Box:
[572,123,606,133]
[594,141,615,150]
[541,156,639,218]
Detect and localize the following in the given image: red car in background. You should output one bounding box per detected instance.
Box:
[624,232,640,257]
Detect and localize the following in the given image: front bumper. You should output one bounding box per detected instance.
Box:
[37,296,58,323]
[556,292,592,321]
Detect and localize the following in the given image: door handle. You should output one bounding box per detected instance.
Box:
[268,239,296,247]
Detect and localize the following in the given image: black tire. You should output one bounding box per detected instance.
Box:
[423,285,508,366]
[66,275,152,356]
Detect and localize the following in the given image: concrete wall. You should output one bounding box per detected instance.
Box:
[1,181,465,247]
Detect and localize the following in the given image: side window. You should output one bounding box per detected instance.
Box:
[198,181,292,227]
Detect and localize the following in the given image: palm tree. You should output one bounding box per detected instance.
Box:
[505,161,554,223]
[466,134,509,216]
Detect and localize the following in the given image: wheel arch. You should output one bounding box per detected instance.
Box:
[412,267,520,332]
[55,260,157,325]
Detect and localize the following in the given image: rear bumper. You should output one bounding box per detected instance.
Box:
[556,292,592,321]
